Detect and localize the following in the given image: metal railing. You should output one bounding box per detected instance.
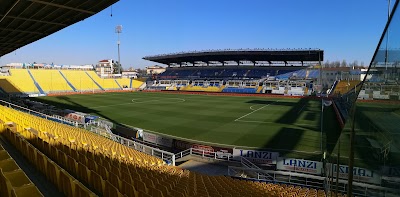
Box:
[227,166,399,197]
[174,148,234,162]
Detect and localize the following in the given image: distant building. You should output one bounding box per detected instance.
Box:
[96,59,117,77]
[121,71,138,79]
[146,65,165,75]
[2,63,93,70]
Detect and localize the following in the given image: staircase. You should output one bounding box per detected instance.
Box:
[114,79,123,89]
[218,85,226,92]
[244,70,251,77]
[139,82,147,90]
[256,86,263,93]
[85,71,104,91]
[129,78,133,89]
[26,69,45,94]
[58,70,77,91]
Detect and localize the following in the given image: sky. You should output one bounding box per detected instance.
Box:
[0,0,396,69]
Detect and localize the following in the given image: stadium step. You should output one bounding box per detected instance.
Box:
[26,69,45,94]
[114,79,123,89]
[85,71,105,91]
[218,85,226,92]
[256,86,263,93]
[129,78,133,89]
[58,70,77,91]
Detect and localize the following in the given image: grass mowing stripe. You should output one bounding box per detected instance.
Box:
[33,92,328,154]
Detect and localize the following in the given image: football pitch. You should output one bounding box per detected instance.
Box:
[33,92,341,158]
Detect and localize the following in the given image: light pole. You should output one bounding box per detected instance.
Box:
[115,25,122,74]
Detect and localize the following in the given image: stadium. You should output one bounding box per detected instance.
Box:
[0,1,399,197]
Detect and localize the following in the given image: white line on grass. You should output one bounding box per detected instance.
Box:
[235,119,314,127]
[91,97,185,109]
[131,98,185,104]
[91,102,133,109]
[249,105,263,111]
[298,104,306,114]
[235,101,277,122]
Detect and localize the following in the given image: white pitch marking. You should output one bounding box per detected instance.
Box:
[91,102,133,109]
[91,98,185,109]
[131,98,185,104]
[235,119,313,127]
[249,105,263,111]
[235,101,277,122]
[297,104,306,114]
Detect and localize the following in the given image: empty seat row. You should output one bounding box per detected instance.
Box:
[0,130,43,197]
[1,124,96,197]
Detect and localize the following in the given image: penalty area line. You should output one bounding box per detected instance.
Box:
[235,101,277,122]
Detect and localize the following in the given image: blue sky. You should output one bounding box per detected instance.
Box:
[0,0,395,68]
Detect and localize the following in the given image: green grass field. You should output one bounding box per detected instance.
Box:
[33,92,342,159]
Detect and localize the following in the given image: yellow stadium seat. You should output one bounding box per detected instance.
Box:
[89,170,104,194]
[66,155,78,177]
[4,170,33,188]
[0,159,20,173]
[46,161,61,189]
[56,150,67,168]
[60,70,99,92]
[86,71,122,90]
[29,69,73,93]
[0,69,38,93]
[36,152,48,175]
[77,162,90,185]
[73,180,97,197]
[11,184,44,197]
[0,150,11,160]
[121,180,136,197]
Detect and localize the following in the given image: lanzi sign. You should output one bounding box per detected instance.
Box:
[327,163,381,185]
[233,148,279,164]
[276,158,322,175]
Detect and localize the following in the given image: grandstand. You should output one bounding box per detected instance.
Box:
[29,69,74,93]
[0,69,39,94]
[0,68,144,96]
[144,49,322,96]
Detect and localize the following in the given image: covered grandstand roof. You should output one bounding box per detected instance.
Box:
[0,0,119,57]
[143,49,324,66]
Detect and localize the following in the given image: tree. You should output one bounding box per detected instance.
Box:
[334,61,341,68]
[360,61,365,68]
[353,60,359,67]
[341,60,347,67]
[324,60,330,68]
